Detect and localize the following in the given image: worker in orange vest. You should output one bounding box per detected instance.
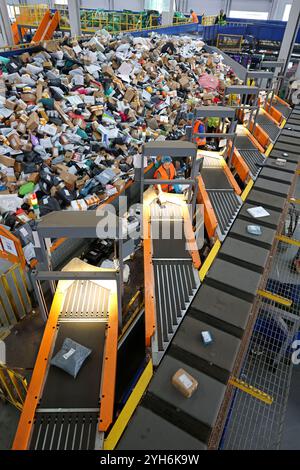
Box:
[154,156,176,193]
[190,10,199,23]
[193,119,206,148]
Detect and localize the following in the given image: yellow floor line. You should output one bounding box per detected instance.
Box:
[241,179,254,202]
[103,360,153,450]
[199,239,221,282]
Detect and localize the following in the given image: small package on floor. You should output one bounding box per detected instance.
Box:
[171,368,198,398]
[50,338,91,378]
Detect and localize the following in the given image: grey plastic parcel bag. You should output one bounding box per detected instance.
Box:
[50,338,91,378]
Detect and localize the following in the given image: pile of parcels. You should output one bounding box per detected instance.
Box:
[0,32,241,264]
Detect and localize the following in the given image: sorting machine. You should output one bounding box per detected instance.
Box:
[12,64,297,451]
[118,104,300,451]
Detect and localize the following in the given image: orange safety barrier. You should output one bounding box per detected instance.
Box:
[11,22,27,45]
[143,205,156,348]
[0,226,26,269]
[32,10,60,43]
[222,162,242,195]
[249,120,270,149]
[197,176,218,240]
[227,142,250,183]
[98,290,118,432]
[12,289,64,449]
[244,128,266,154]
[265,102,282,124]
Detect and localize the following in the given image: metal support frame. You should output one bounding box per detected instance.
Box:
[140,141,199,220]
[67,0,82,36]
[34,210,126,331]
[260,62,285,107]
[244,70,275,135]
[190,107,239,168]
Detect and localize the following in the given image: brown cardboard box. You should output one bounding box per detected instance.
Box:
[124,88,136,103]
[0,155,15,167]
[7,132,21,150]
[113,179,126,193]
[36,81,44,101]
[5,99,16,110]
[21,93,36,103]
[20,52,31,63]
[60,171,78,191]
[27,173,39,184]
[147,118,159,130]
[171,368,198,398]
[26,112,39,131]
[179,76,190,89]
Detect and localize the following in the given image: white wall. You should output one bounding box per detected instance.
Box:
[4,0,295,20]
[271,0,292,20]
[230,0,272,13]
[188,0,224,15]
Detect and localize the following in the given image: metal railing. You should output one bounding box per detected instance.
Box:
[202,15,216,26]
[10,3,48,28]
[9,3,191,36]
[0,364,28,411]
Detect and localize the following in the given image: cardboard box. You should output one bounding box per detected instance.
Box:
[26,112,39,132]
[7,132,21,150]
[113,179,126,193]
[171,368,198,398]
[0,155,15,167]
[124,88,136,103]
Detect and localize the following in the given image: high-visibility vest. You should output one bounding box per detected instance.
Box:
[193,120,206,146]
[216,14,226,25]
[154,163,176,192]
[191,12,199,23]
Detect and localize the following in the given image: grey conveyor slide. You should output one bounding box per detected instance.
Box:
[29,279,110,450]
[235,135,265,180]
[256,113,281,143]
[201,159,242,240]
[149,201,200,366]
[117,106,299,451]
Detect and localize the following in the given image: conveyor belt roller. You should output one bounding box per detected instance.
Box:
[206,189,242,240]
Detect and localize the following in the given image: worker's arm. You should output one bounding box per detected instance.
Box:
[154,168,162,194]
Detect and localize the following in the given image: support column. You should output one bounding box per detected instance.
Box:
[0,0,14,46]
[278,0,300,76]
[161,0,175,26]
[67,0,81,37]
[224,0,232,17]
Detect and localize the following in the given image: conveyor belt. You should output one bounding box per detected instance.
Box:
[235,135,257,150]
[14,258,118,450]
[271,101,291,119]
[237,149,265,179]
[28,280,109,450]
[256,114,281,142]
[118,104,298,451]
[149,203,200,365]
[235,135,266,179]
[201,168,232,190]
[206,189,242,239]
